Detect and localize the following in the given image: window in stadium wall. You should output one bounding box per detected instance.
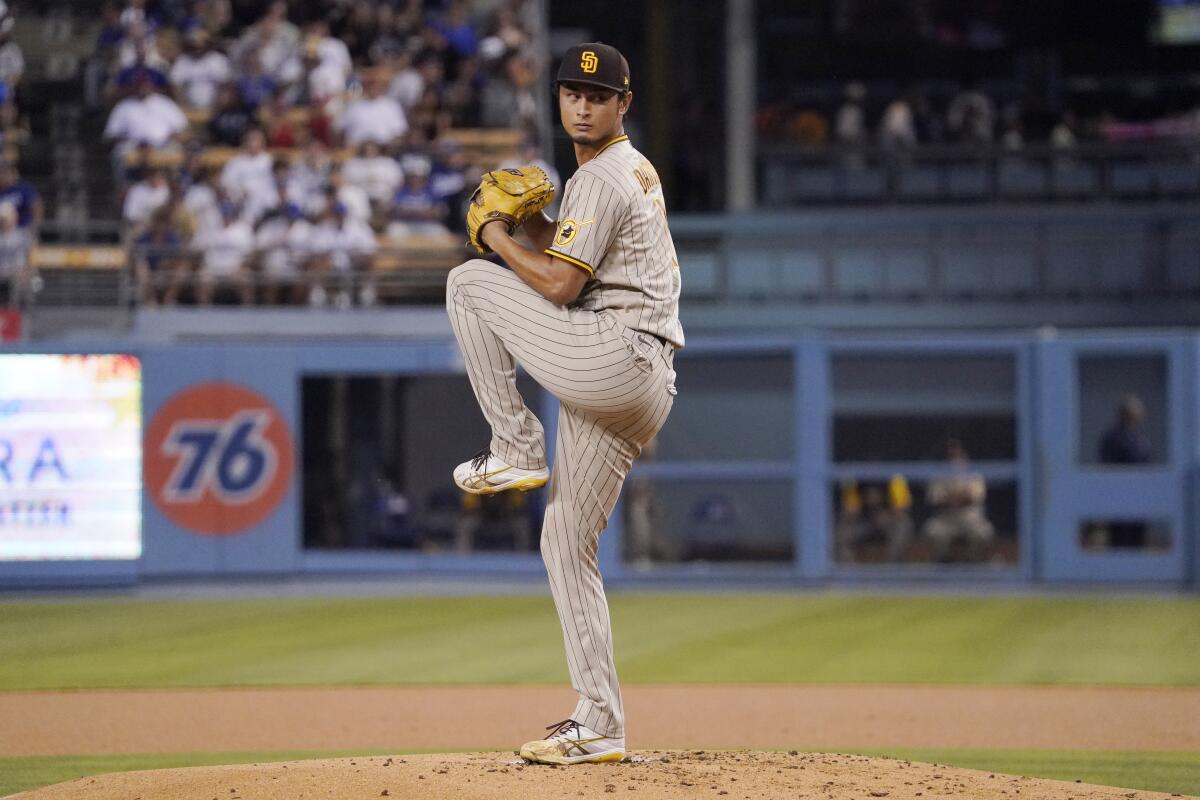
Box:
[831,354,1017,462]
[1079,519,1172,553]
[623,479,794,567]
[300,374,544,552]
[830,353,1019,567]
[653,354,793,462]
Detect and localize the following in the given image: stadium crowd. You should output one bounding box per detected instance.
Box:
[96,0,544,307]
[759,78,1200,154]
[0,0,33,309]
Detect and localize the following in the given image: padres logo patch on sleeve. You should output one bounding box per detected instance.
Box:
[556,219,579,246]
[555,218,594,247]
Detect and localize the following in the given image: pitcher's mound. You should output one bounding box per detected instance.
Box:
[10,750,1193,800]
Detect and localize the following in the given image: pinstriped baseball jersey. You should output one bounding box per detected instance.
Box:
[545,136,685,349]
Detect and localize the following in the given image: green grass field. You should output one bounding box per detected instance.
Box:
[2,594,1198,689]
[2,594,1198,796]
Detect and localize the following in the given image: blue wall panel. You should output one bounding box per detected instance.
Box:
[216,346,300,575]
[140,346,224,577]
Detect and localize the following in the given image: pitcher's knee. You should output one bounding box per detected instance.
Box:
[447,259,502,293]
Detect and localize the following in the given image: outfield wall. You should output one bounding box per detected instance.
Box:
[0,330,1196,588]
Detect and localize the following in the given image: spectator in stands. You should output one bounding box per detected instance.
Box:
[176,0,232,38]
[921,438,995,562]
[343,141,403,213]
[0,203,29,308]
[231,1,301,87]
[835,475,915,563]
[237,49,278,111]
[302,42,343,108]
[261,91,299,148]
[220,127,275,222]
[387,155,449,238]
[306,93,337,147]
[326,164,371,225]
[304,19,352,94]
[242,158,291,226]
[254,203,308,305]
[433,139,476,230]
[478,52,534,130]
[308,200,377,308]
[95,3,127,66]
[338,2,381,64]
[0,14,23,94]
[196,0,233,36]
[835,81,868,149]
[436,2,480,60]
[208,82,255,147]
[170,28,231,111]
[287,139,331,214]
[105,77,188,178]
[879,91,918,153]
[485,5,531,54]
[1051,111,1078,151]
[337,71,409,148]
[132,206,186,306]
[0,162,42,232]
[194,200,254,305]
[112,32,170,101]
[161,182,198,243]
[88,3,127,106]
[122,166,170,233]
[387,50,425,114]
[119,0,154,31]
[370,8,412,67]
[182,163,222,239]
[406,82,448,146]
[947,84,996,145]
[443,54,483,128]
[1001,117,1024,154]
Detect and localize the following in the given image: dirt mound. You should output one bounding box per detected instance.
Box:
[9,751,1193,800]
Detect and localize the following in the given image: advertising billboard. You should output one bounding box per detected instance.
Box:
[0,354,142,560]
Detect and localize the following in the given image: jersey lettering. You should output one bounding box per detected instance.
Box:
[633,160,661,194]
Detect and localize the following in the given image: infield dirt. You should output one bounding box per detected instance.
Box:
[5,686,1199,799]
[9,750,1197,800]
[3,685,1198,756]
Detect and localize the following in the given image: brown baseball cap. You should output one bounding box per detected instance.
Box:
[556,42,631,93]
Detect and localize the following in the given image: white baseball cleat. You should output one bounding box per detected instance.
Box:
[453,448,548,495]
[519,719,625,765]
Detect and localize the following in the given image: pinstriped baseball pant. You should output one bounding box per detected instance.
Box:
[446,259,676,738]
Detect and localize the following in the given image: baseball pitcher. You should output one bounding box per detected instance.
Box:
[446,41,683,764]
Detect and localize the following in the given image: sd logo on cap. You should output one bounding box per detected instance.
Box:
[556,42,631,93]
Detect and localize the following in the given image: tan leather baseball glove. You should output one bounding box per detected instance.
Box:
[466,166,556,255]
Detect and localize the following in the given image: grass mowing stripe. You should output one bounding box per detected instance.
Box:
[2,749,1197,798]
[842,748,1200,797]
[0,595,1198,689]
